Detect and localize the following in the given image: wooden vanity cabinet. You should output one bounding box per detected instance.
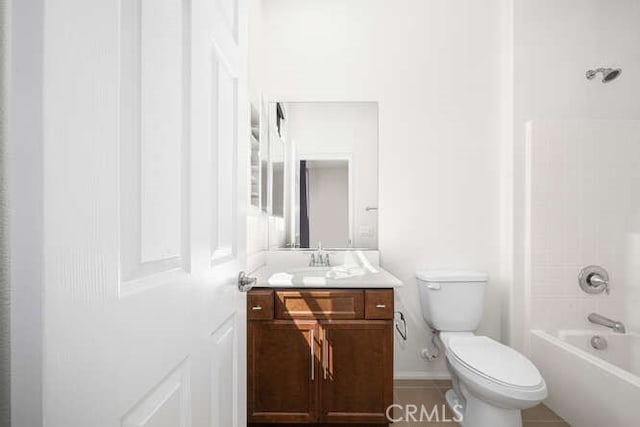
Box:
[319,320,393,424]
[248,320,319,423]
[247,289,394,426]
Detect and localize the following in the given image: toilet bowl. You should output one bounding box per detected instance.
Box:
[442,333,547,426]
[417,270,547,427]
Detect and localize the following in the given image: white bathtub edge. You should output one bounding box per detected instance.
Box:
[531,329,640,389]
[530,329,640,427]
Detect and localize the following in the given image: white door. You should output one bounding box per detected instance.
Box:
[41,0,248,425]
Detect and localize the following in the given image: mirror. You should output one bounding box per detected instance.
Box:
[267,102,378,249]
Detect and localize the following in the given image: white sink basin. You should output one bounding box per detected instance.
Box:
[288,266,333,276]
[251,260,402,289]
[289,265,371,280]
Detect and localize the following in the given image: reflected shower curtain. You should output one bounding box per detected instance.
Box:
[299,160,310,248]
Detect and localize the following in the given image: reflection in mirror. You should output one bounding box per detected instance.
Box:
[299,159,350,248]
[267,102,378,250]
[271,161,284,216]
[268,102,285,217]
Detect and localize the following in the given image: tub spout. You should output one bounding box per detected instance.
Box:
[588,313,626,334]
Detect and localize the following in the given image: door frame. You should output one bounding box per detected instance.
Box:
[297,152,354,248]
[7,0,45,425]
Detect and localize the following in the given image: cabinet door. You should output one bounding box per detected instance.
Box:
[248,320,319,423]
[319,321,393,424]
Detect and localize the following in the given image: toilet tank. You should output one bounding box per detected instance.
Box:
[417,270,488,332]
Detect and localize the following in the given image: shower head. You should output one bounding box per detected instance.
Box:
[586,67,622,83]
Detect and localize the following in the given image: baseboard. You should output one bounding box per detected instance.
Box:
[393,371,451,380]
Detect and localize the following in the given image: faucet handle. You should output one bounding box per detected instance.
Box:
[589,274,610,294]
[579,266,610,295]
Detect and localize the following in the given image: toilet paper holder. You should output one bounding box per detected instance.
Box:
[394,311,407,341]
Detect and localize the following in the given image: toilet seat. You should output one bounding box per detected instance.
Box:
[443,335,547,408]
[443,334,547,409]
[447,336,543,389]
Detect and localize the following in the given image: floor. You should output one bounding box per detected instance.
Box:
[393,380,570,426]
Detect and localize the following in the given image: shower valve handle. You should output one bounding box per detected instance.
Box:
[588,274,607,287]
[579,265,610,295]
[587,273,610,295]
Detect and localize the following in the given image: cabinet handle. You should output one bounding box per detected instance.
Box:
[310,329,315,381]
[251,306,262,311]
[376,304,386,308]
[323,329,328,380]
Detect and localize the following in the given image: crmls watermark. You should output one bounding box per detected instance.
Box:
[386,403,464,423]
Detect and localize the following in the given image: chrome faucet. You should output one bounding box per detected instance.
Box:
[321,252,331,267]
[309,242,331,267]
[588,313,626,334]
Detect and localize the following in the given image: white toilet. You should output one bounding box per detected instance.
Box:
[417,270,547,427]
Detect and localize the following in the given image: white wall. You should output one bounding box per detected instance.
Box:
[512,0,640,350]
[246,0,270,269]
[286,102,378,248]
[253,0,508,378]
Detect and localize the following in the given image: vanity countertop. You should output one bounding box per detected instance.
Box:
[250,264,403,289]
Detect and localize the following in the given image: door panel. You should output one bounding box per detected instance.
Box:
[248,321,318,423]
[210,41,239,262]
[120,0,190,294]
[121,360,191,427]
[40,0,248,425]
[210,316,238,427]
[320,321,393,424]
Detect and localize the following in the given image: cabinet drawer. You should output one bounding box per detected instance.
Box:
[247,290,274,320]
[275,290,364,319]
[365,290,394,319]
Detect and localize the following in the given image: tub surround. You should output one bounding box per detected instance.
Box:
[525,120,640,425]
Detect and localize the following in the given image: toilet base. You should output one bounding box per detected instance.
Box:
[445,388,522,427]
[444,389,465,422]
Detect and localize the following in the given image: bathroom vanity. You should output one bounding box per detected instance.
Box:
[246,101,398,425]
[246,252,401,426]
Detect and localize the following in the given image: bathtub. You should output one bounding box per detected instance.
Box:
[530,329,640,427]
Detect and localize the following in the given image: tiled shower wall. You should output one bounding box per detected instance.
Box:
[527,120,640,333]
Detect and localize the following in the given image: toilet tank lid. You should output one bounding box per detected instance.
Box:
[416,269,488,282]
